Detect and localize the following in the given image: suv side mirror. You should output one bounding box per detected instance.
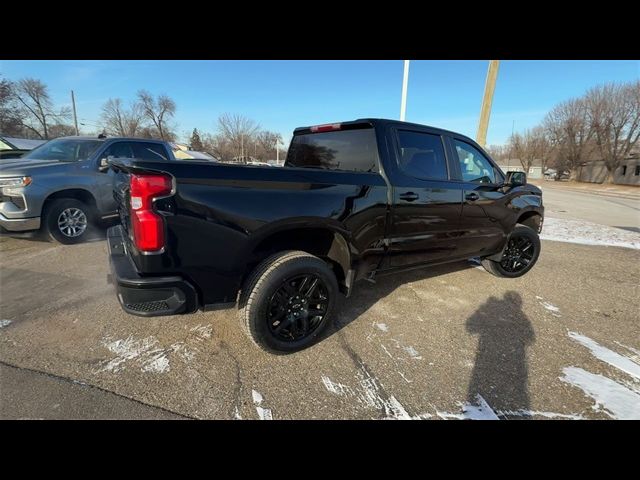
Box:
[505,170,527,186]
[98,156,111,172]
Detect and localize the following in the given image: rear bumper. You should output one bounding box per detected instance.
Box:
[0,214,40,232]
[107,225,198,317]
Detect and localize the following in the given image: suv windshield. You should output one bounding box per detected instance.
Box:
[23,138,103,162]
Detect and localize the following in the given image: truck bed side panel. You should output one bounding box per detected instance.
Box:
[116,161,388,306]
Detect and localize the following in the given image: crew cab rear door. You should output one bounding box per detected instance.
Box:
[447,135,507,258]
[381,126,463,269]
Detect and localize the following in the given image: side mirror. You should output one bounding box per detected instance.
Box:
[98,156,112,172]
[505,170,527,186]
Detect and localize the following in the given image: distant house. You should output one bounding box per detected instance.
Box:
[495,158,543,179]
[576,149,640,186]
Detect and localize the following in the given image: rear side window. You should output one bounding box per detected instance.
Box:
[132,142,169,161]
[286,128,378,173]
[396,130,448,180]
[103,142,134,159]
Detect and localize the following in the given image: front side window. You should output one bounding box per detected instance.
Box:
[396,130,448,180]
[23,139,102,162]
[454,139,497,184]
[286,128,378,172]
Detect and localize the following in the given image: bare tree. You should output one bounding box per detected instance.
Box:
[485,144,509,163]
[137,90,177,141]
[255,130,283,160]
[201,133,230,161]
[0,77,26,136]
[216,113,260,160]
[10,78,70,139]
[100,98,145,137]
[48,123,78,138]
[509,127,550,174]
[543,97,593,180]
[584,81,640,183]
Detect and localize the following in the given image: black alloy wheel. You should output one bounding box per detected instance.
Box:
[499,235,535,273]
[267,274,329,341]
[481,224,541,278]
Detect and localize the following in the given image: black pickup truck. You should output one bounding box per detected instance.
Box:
[108,119,543,353]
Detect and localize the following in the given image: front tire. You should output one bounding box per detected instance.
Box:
[481,225,541,278]
[239,250,338,353]
[44,198,94,244]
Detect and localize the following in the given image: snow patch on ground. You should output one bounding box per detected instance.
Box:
[99,336,158,373]
[374,322,389,332]
[0,319,12,328]
[190,324,212,339]
[380,344,394,359]
[614,341,640,363]
[98,335,198,374]
[541,217,640,250]
[141,352,170,373]
[535,296,561,317]
[560,367,640,419]
[569,332,640,380]
[496,409,585,420]
[437,394,500,420]
[390,339,423,360]
[321,375,354,396]
[252,389,273,420]
[321,368,430,420]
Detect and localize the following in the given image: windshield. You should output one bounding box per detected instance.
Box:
[23,138,103,162]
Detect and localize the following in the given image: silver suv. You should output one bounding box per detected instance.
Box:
[0,136,174,244]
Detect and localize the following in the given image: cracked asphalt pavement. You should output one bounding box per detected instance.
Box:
[1,188,639,419]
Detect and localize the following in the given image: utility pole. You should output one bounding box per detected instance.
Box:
[71,90,79,136]
[400,60,410,121]
[476,60,500,147]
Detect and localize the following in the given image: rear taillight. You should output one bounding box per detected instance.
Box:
[129,173,172,252]
[310,123,341,132]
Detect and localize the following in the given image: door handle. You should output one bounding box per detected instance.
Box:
[465,192,480,202]
[399,192,419,202]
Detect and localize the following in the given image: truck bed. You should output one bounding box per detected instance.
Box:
[110,158,389,307]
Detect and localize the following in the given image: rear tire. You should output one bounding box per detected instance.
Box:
[481,225,541,278]
[239,250,338,353]
[44,198,95,245]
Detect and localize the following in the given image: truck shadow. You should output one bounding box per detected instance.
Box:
[322,264,534,416]
[328,260,475,334]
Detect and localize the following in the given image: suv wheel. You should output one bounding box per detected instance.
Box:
[239,250,338,353]
[44,198,94,244]
[481,225,541,278]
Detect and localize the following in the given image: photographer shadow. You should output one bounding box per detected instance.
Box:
[466,291,535,417]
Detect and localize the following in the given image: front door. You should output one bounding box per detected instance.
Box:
[381,128,463,270]
[450,137,508,258]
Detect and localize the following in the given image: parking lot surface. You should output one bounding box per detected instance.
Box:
[1,188,639,420]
